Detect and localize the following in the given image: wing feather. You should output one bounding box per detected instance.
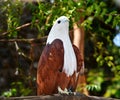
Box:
[37,39,64,95]
[73,45,83,72]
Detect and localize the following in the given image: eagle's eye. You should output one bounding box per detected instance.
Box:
[57,20,61,24]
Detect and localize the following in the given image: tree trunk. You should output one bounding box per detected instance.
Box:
[72,18,88,95]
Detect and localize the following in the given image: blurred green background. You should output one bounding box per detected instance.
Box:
[0,0,120,98]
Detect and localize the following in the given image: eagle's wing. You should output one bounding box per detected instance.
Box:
[67,45,83,91]
[73,45,83,72]
[37,39,64,95]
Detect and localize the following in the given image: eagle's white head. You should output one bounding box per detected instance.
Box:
[52,16,69,31]
[47,16,69,44]
[47,16,77,76]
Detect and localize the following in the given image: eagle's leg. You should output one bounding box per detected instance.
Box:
[58,86,76,95]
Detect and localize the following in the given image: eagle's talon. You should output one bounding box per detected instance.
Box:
[58,86,76,95]
[58,86,69,95]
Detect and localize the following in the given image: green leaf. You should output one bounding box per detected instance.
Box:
[105,15,112,24]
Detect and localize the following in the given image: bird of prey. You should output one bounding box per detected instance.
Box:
[37,16,83,95]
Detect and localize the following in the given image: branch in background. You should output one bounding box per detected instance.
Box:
[0,20,39,37]
[0,36,47,44]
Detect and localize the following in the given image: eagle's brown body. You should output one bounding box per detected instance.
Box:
[37,39,83,95]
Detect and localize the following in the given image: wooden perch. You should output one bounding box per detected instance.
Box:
[0,93,118,100]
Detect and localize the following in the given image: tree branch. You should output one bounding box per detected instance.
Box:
[0,20,39,37]
[0,93,119,100]
[0,36,47,44]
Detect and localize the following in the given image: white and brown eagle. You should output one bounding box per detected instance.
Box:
[37,16,83,95]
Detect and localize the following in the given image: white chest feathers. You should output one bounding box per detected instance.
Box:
[62,37,77,76]
[46,16,77,76]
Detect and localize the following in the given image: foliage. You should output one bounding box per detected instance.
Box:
[0,0,23,37]
[2,82,32,97]
[0,0,120,98]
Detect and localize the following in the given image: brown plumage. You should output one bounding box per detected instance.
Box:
[37,39,83,95]
[37,16,83,95]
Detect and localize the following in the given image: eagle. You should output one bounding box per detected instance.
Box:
[37,16,83,95]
